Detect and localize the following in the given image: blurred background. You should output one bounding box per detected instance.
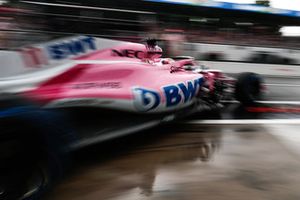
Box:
[3,1,300,200]
[1,0,300,63]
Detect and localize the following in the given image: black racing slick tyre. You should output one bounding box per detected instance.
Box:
[235,72,263,105]
[0,130,59,200]
[0,95,72,200]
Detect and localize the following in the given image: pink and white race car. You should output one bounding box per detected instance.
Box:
[0,37,263,200]
[1,36,264,148]
[24,38,263,114]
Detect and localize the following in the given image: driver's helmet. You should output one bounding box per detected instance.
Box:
[145,39,163,60]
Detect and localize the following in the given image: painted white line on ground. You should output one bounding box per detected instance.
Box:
[220,100,300,105]
[184,119,300,125]
[257,101,300,105]
[265,83,300,87]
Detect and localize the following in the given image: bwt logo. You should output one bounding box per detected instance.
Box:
[133,78,203,112]
[47,36,96,60]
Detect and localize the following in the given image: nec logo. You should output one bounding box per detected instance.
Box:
[112,49,145,59]
[47,36,96,60]
[133,78,203,112]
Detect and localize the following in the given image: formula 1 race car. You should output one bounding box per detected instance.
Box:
[24,37,262,110]
[0,37,263,200]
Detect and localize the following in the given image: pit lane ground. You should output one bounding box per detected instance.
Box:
[46,123,300,200]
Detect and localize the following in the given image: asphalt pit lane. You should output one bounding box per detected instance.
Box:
[234,170,270,191]
[173,124,222,133]
[247,105,300,113]
[244,104,300,119]
[190,110,222,120]
[235,127,259,133]
[223,102,300,120]
[47,124,300,200]
[232,105,264,119]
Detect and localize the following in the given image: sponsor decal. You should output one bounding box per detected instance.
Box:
[112,49,145,59]
[72,82,121,89]
[20,47,48,68]
[54,99,99,107]
[133,88,161,111]
[47,36,96,60]
[49,99,114,108]
[133,78,203,111]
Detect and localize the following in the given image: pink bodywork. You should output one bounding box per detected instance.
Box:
[25,42,205,113]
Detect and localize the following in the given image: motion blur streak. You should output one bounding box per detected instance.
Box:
[1,0,300,200]
[46,124,300,200]
[184,119,300,124]
[247,106,300,113]
[20,1,156,14]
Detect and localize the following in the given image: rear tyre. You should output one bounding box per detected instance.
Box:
[0,130,60,200]
[0,95,70,200]
[235,72,263,105]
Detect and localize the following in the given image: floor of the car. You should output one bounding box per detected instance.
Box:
[62,108,169,150]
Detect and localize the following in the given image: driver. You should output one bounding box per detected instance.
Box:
[145,39,163,61]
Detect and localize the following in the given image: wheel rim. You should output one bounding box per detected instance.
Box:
[0,135,48,200]
[23,165,48,199]
[0,163,48,200]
